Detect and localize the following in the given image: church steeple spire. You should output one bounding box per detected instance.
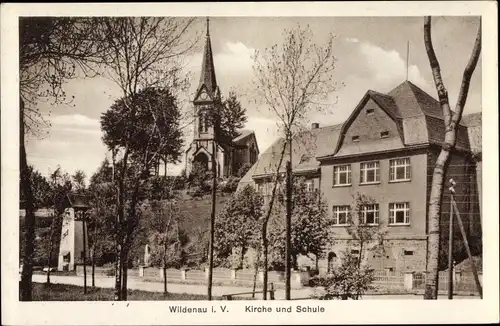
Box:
[198,17,217,96]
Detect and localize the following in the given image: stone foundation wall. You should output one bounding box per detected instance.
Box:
[317,238,427,275]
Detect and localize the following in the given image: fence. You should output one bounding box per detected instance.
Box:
[412,270,483,293]
[75,266,481,294]
[372,270,406,291]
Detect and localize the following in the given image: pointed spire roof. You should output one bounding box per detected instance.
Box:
[198,17,217,96]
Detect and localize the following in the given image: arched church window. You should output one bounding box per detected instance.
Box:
[204,113,210,132]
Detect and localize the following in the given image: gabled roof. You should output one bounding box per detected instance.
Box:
[232,129,254,143]
[388,81,443,118]
[242,80,481,181]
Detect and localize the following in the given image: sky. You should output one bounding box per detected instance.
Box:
[25,16,482,180]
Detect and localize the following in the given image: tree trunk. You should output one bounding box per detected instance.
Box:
[423,16,481,300]
[91,246,96,288]
[252,245,261,299]
[46,212,58,285]
[240,246,245,269]
[92,224,97,287]
[114,242,122,301]
[163,242,168,295]
[163,259,168,295]
[285,158,292,300]
[207,137,217,300]
[261,140,288,300]
[358,242,364,269]
[20,99,35,301]
[261,225,269,300]
[292,254,298,271]
[121,247,128,300]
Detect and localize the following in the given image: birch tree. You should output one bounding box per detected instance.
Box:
[96,17,195,300]
[252,23,340,299]
[423,17,481,299]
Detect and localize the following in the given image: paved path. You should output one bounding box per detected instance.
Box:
[32,275,478,300]
[32,274,315,300]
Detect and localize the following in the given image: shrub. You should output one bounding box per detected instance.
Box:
[237,163,252,178]
[310,251,375,300]
[219,176,241,194]
[187,186,206,199]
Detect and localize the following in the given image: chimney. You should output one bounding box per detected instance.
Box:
[311,122,320,130]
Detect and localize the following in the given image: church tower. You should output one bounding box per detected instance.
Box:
[185,18,225,177]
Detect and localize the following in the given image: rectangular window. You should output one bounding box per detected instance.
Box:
[305,180,314,192]
[366,108,374,115]
[362,204,379,225]
[360,161,380,184]
[404,250,414,256]
[380,131,389,138]
[389,202,411,225]
[333,165,351,186]
[352,135,360,142]
[332,206,350,225]
[389,158,411,181]
[258,182,271,196]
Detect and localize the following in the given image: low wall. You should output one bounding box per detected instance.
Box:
[75,265,480,294]
[137,267,307,288]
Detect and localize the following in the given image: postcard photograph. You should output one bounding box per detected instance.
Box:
[1,2,498,325]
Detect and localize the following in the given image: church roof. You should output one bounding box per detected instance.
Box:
[197,18,218,96]
[232,129,254,143]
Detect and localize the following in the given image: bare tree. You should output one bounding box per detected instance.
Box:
[19,17,106,301]
[252,24,340,299]
[96,17,196,300]
[423,17,481,299]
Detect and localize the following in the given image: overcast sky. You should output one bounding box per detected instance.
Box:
[25,16,482,180]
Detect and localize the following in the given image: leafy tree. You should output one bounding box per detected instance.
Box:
[97,17,195,301]
[187,162,213,196]
[423,17,481,299]
[346,193,388,269]
[252,24,340,299]
[88,160,116,286]
[214,185,263,269]
[268,180,332,270]
[45,167,73,284]
[19,17,106,301]
[219,91,248,143]
[20,166,52,209]
[237,163,253,178]
[311,251,375,300]
[72,170,87,193]
[144,200,187,294]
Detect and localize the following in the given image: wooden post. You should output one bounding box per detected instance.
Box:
[207,103,218,301]
[82,211,88,294]
[451,198,483,298]
[448,181,455,299]
[285,161,292,300]
[270,282,275,300]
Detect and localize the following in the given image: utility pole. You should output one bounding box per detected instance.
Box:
[448,178,482,298]
[451,194,483,298]
[448,179,455,299]
[285,160,292,300]
[207,108,217,301]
